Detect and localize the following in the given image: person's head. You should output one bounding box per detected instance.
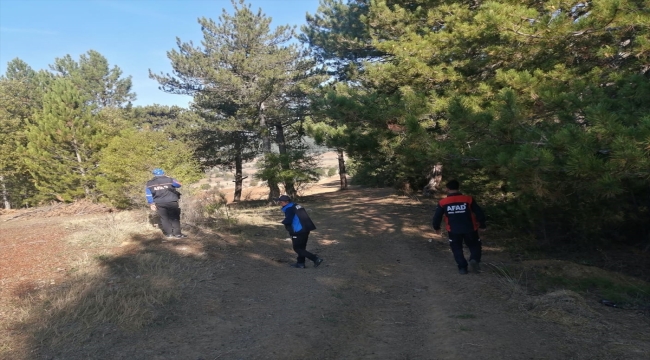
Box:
[445,179,460,192]
[152,168,165,176]
[276,195,291,206]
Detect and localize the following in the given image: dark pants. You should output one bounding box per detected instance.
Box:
[448,231,482,269]
[291,232,317,264]
[156,201,182,236]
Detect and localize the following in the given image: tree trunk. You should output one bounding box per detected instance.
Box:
[423,163,443,196]
[0,175,10,209]
[72,136,90,196]
[259,102,271,153]
[275,122,296,197]
[337,149,348,190]
[259,101,280,200]
[233,134,243,202]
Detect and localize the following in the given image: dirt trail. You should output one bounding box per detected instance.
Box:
[5,187,650,359]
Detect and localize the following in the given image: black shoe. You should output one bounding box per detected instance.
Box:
[458,267,468,275]
[174,234,188,238]
[469,259,481,273]
[313,257,324,268]
[290,263,306,269]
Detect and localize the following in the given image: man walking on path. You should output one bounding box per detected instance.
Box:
[433,180,486,274]
[146,168,187,238]
[278,195,323,268]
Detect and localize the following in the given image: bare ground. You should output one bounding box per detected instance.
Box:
[1,184,649,360]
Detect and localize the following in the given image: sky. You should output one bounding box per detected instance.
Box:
[0,0,321,107]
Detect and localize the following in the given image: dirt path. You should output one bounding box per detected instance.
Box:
[6,188,650,359]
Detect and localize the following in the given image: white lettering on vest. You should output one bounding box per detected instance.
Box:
[446,204,467,214]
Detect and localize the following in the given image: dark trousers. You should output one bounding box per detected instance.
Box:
[448,231,482,269]
[156,201,182,236]
[291,232,317,264]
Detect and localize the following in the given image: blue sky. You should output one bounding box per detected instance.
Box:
[0,0,321,107]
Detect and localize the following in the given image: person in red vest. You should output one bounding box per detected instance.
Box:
[433,180,487,274]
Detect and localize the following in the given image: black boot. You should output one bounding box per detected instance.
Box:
[313,257,324,267]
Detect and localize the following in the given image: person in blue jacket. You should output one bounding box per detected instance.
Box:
[146,168,187,238]
[278,195,323,268]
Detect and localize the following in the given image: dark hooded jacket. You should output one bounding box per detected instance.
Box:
[281,202,317,234]
[432,192,486,233]
[145,176,182,204]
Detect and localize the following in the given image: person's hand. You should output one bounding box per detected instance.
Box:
[150,204,156,211]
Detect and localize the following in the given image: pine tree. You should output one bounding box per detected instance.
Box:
[151,0,319,201]
[50,50,136,108]
[22,78,105,202]
[0,59,49,208]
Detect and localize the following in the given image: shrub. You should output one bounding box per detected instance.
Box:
[180,188,228,225]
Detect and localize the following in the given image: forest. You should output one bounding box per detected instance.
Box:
[1,0,649,250]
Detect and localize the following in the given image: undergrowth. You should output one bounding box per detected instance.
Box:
[535,274,650,308]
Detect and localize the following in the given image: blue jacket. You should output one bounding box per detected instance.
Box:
[281,202,317,234]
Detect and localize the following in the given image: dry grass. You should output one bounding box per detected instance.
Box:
[486,262,529,299]
[1,211,197,358]
[524,290,601,328]
[24,251,185,346]
[63,211,152,247]
[1,194,260,358]
[488,259,650,334]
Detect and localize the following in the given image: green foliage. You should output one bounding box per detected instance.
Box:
[22,78,104,202]
[1,52,138,207]
[310,0,650,245]
[0,60,52,207]
[0,78,33,207]
[97,130,201,208]
[301,0,383,80]
[255,150,320,194]
[200,183,211,190]
[129,104,203,140]
[49,50,135,108]
[327,167,337,177]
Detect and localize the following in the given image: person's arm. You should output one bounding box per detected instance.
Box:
[432,203,444,233]
[282,206,296,232]
[145,187,156,210]
[471,199,487,229]
[172,179,182,188]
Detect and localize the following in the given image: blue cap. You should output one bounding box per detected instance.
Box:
[152,168,165,176]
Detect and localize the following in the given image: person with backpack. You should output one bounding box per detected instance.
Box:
[277,195,323,268]
[433,180,487,274]
[145,168,187,239]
